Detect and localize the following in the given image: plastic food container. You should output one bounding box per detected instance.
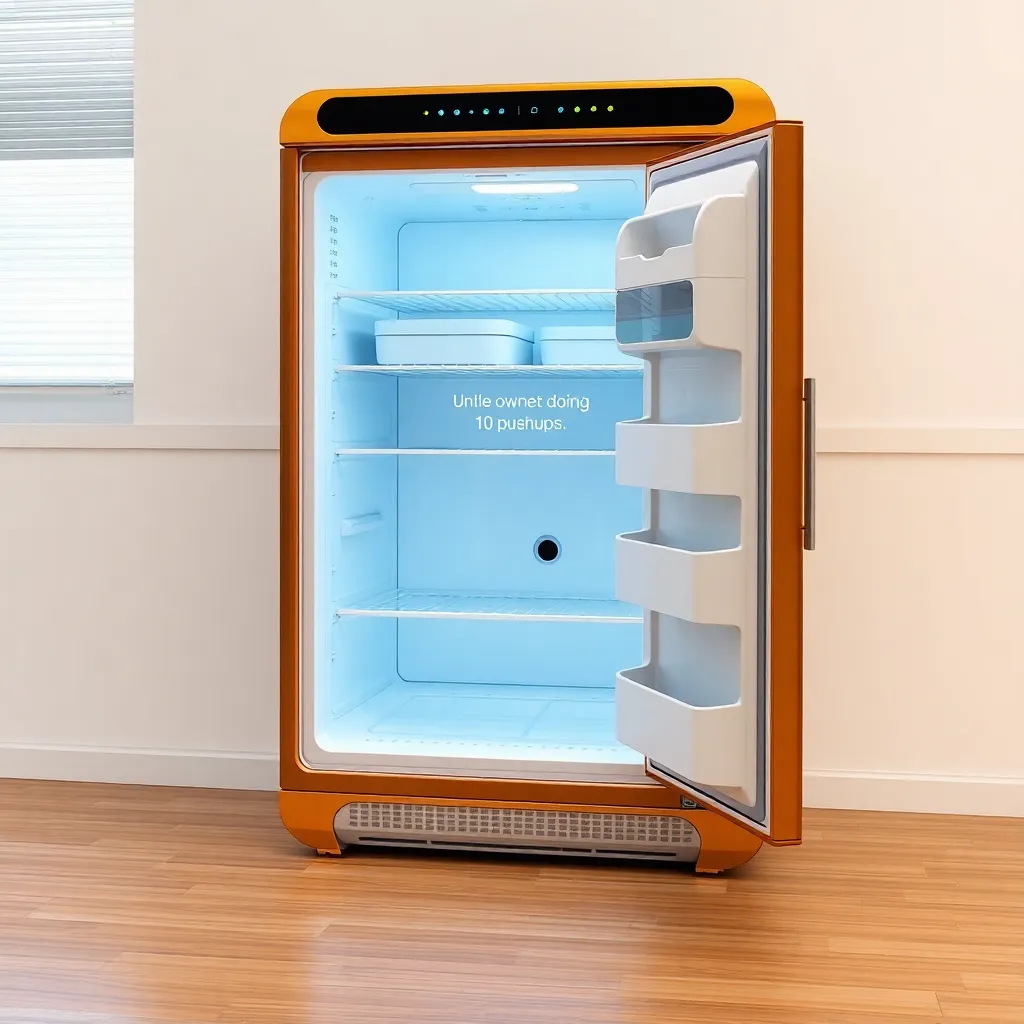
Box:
[375,318,534,365]
[536,326,643,366]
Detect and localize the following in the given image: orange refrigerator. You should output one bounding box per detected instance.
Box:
[279,80,812,873]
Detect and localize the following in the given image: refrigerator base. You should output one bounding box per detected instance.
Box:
[279,789,762,874]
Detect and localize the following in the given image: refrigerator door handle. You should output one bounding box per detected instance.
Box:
[803,377,816,551]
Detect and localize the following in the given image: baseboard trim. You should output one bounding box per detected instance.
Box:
[2,749,1022,817]
[804,769,1024,818]
[0,742,278,791]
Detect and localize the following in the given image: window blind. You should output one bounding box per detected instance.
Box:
[0,0,133,385]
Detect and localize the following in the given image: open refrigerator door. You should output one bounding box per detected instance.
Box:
[612,124,807,844]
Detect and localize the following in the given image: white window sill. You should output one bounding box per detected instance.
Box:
[0,384,133,424]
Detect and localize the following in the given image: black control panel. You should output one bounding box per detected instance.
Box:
[316,85,735,136]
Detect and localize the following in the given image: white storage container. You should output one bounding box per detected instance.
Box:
[536,326,642,366]
[375,318,534,365]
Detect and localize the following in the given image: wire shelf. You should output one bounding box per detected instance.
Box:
[336,589,641,624]
[335,363,641,379]
[335,289,616,314]
[335,448,614,457]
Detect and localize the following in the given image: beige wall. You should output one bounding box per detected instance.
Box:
[1,0,1022,813]
[0,443,278,789]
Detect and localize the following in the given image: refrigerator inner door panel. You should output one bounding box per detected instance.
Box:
[613,151,760,806]
[300,165,654,781]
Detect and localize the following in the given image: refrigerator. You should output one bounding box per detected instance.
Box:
[280,80,813,873]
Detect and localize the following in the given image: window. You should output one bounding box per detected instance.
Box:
[0,0,133,386]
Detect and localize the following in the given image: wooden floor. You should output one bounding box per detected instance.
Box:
[0,781,1022,1023]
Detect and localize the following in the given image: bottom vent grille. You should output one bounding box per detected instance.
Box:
[335,802,699,862]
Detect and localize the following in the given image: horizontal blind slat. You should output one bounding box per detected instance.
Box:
[0,156,133,384]
[0,2,135,384]
[0,0,133,159]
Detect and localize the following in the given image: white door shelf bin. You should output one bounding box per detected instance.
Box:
[613,277,746,355]
[615,193,748,291]
[616,532,746,627]
[616,668,746,790]
[616,420,745,496]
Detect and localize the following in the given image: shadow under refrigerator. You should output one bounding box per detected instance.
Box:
[280,80,812,873]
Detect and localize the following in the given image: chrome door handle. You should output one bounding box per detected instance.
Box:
[803,378,816,551]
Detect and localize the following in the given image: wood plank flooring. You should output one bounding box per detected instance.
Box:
[0,779,1022,1023]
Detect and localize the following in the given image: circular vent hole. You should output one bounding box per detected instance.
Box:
[534,536,561,563]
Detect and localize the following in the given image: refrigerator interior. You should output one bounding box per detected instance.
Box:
[304,164,665,780]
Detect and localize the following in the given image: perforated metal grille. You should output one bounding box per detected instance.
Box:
[341,802,695,847]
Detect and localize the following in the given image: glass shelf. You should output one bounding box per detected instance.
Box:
[336,589,641,624]
[316,681,641,764]
[334,288,615,314]
[335,363,641,379]
[335,448,614,457]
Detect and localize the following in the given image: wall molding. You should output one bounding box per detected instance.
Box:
[818,426,1024,455]
[3,424,1023,455]
[2,746,1023,817]
[0,742,278,791]
[0,423,280,450]
[804,768,1024,818]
